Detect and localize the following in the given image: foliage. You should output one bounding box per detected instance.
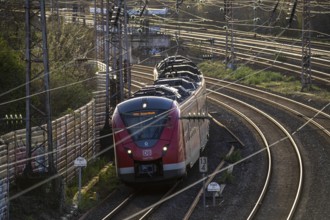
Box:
[66,157,120,212]
[217,170,234,184]
[198,61,229,78]
[47,22,95,62]
[50,70,95,117]
[0,2,25,50]
[0,37,25,134]
[46,21,97,117]
[225,149,242,163]
[66,158,110,203]
[95,164,120,197]
[198,60,330,104]
[198,61,291,86]
[82,158,109,186]
[78,165,119,212]
[0,15,97,123]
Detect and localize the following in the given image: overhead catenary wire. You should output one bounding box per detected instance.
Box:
[1,0,327,122]
[2,0,330,211]
[1,1,327,112]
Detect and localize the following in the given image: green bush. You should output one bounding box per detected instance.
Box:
[218,170,234,184]
[225,150,242,163]
[96,166,120,198]
[66,158,119,212]
[199,61,290,86]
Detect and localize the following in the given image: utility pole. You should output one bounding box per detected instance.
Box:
[99,0,131,153]
[224,0,235,70]
[123,0,131,98]
[301,0,312,91]
[111,0,131,102]
[93,0,99,61]
[94,0,106,61]
[105,0,111,129]
[253,0,260,37]
[24,0,56,176]
[268,1,279,35]
[253,0,256,35]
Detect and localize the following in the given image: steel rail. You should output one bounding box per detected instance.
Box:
[183,144,236,220]
[207,89,303,219]
[205,77,330,138]
[102,193,137,220]
[130,65,303,219]
[185,42,330,84]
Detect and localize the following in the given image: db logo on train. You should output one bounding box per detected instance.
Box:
[143,149,152,157]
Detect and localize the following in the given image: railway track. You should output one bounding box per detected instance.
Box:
[132,64,330,149]
[183,40,330,85]
[130,65,303,219]
[102,92,242,220]
[129,64,330,219]
[168,28,330,85]
[135,17,330,85]
[207,89,303,219]
[78,64,329,219]
[150,21,330,52]
[75,63,330,219]
[205,77,330,138]
[101,182,180,220]
[79,71,238,220]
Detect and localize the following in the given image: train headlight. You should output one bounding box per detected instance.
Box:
[162,146,168,152]
[126,149,133,158]
[162,145,169,155]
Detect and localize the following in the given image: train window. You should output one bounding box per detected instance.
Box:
[121,110,168,144]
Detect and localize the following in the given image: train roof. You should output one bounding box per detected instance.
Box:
[154,55,202,81]
[132,85,182,102]
[132,56,203,103]
[155,78,196,90]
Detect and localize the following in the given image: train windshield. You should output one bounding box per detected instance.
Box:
[121,110,168,143]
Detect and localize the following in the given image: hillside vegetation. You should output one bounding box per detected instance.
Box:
[198,61,330,104]
[0,14,97,134]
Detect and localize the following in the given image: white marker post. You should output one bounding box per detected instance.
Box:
[74,156,87,205]
[207,182,221,206]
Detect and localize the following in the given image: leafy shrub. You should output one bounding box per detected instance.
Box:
[225,150,242,163]
[218,170,234,184]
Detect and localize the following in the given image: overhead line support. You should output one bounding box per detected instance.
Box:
[301,0,312,91]
[24,0,56,176]
[224,0,235,70]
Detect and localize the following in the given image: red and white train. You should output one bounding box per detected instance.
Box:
[112,56,209,183]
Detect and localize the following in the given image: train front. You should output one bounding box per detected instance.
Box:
[112,96,186,183]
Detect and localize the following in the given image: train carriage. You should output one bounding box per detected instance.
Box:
[112,55,209,183]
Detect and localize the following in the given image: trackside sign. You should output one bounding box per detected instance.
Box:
[207,182,221,192]
[74,156,87,167]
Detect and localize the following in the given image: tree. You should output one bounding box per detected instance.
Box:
[0,37,25,134]
[46,21,97,117]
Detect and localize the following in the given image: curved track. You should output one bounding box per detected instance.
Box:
[130,64,330,219]
[147,21,330,86]
[207,90,302,219]
[130,74,301,219]
[101,182,180,220]
[80,64,329,220]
